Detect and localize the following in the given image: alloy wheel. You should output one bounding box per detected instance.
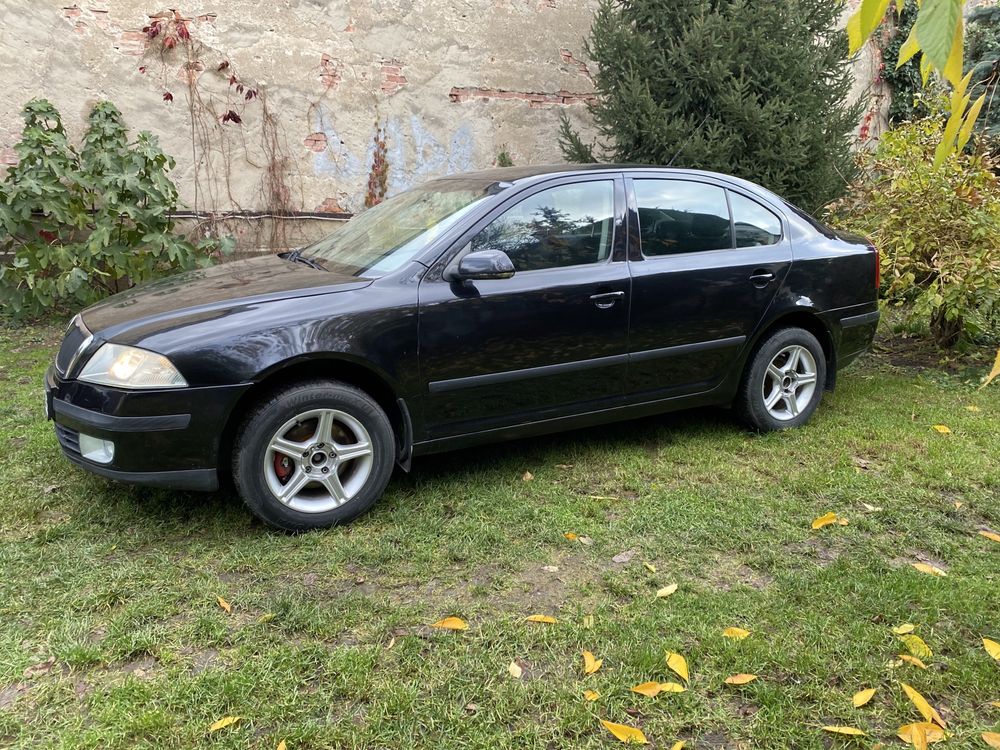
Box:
[761,344,818,421]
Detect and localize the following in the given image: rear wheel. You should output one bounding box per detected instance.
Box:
[736,327,826,432]
[233,380,395,531]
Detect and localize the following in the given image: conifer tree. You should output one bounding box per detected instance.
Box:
[560,0,860,210]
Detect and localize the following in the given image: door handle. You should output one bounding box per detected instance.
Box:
[589,290,625,309]
[749,270,775,287]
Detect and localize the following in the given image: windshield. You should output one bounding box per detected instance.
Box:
[301,178,504,276]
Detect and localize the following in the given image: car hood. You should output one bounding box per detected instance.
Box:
[82,254,372,342]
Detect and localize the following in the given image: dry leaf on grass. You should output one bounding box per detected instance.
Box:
[431,616,468,631]
[564,531,578,541]
[612,550,637,564]
[821,725,866,737]
[897,722,946,744]
[931,425,951,434]
[583,689,600,701]
[582,614,594,629]
[669,743,686,750]
[643,562,656,573]
[722,627,751,640]
[811,511,839,529]
[724,673,757,685]
[911,562,947,577]
[899,634,933,660]
[631,681,663,697]
[277,742,286,750]
[853,687,876,707]
[979,346,1000,389]
[525,614,557,624]
[893,623,917,635]
[983,732,1000,749]
[600,719,648,744]
[522,471,534,481]
[966,404,981,412]
[899,682,946,727]
[656,583,678,599]
[217,595,232,614]
[984,638,1000,661]
[208,716,240,733]
[980,530,1000,543]
[583,650,603,675]
[665,651,688,682]
[899,654,928,669]
[508,661,523,679]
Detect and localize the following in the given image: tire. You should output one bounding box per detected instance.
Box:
[232,379,395,531]
[735,327,827,432]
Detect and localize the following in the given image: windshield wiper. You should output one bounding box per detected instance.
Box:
[279,249,327,271]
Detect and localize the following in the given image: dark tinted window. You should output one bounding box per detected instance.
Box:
[634,180,732,256]
[471,181,615,272]
[730,192,782,247]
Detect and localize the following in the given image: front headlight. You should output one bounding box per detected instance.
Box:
[78,344,188,389]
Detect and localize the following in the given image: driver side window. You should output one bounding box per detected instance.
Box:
[471,181,615,272]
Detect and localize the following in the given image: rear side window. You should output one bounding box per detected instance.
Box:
[471,180,615,272]
[634,180,732,256]
[730,192,782,247]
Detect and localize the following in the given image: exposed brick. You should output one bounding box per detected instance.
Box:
[320,54,342,89]
[380,59,407,95]
[559,48,593,83]
[116,29,148,56]
[316,196,346,213]
[197,13,217,23]
[0,147,18,167]
[303,132,328,152]
[63,5,82,17]
[448,86,595,107]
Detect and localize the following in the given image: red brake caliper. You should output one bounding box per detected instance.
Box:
[274,453,293,482]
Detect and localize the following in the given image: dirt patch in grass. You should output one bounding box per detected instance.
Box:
[703,554,775,591]
[0,682,28,710]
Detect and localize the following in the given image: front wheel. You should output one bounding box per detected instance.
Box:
[232,380,395,531]
[736,327,827,432]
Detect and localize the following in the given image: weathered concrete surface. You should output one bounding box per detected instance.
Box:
[0,0,602,215]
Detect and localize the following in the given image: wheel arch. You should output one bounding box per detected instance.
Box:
[218,356,414,485]
[745,310,837,391]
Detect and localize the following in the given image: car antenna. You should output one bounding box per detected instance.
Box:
[666,114,710,167]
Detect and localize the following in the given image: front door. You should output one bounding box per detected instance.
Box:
[625,177,793,399]
[417,176,629,440]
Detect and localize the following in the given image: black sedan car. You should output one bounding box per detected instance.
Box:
[45,165,879,530]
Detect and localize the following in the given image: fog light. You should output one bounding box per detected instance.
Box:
[79,433,115,464]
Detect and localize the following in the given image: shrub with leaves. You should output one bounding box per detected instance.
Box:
[828,103,1000,348]
[0,99,222,317]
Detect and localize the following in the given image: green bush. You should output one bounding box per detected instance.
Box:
[828,104,1000,348]
[0,99,223,318]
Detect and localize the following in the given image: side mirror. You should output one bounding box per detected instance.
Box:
[448,248,516,282]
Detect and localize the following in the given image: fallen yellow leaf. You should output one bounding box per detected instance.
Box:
[600,719,648,744]
[431,616,468,631]
[217,595,232,614]
[722,627,751,640]
[853,687,876,707]
[838,517,849,526]
[277,742,287,750]
[582,614,594,629]
[724,673,757,685]
[208,716,240,733]
[912,723,929,750]
[656,583,678,599]
[631,681,663,697]
[893,623,917,635]
[582,650,603,675]
[822,725,865,737]
[899,654,928,669]
[900,682,946,728]
[525,614,557,624]
[811,511,838,530]
[522,470,534,481]
[669,743,686,750]
[966,404,982,412]
[931,425,951,434]
[665,651,688,682]
[955,501,964,510]
[564,531,578,541]
[659,681,686,693]
[983,732,1000,749]
[508,661,523,679]
[984,638,1000,661]
[644,562,656,573]
[980,531,1000,544]
[991,701,1000,709]
[583,689,600,701]
[899,634,933,660]
[897,722,946,744]
[911,562,947,577]
[979,346,1000,389]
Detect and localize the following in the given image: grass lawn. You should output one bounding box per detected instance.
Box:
[0,322,998,749]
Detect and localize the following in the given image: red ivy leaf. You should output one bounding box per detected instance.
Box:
[245,90,255,101]
[138,65,147,74]
[228,74,237,86]
[236,83,244,94]
[163,92,174,102]
[146,22,160,39]
[177,23,190,40]
[163,35,176,49]
[218,60,230,71]
[38,229,58,244]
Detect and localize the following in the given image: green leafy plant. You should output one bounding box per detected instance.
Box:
[0,99,222,318]
[559,0,859,211]
[828,102,1000,347]
[883,0,927,125]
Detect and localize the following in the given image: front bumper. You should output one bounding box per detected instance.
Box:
[45,365,251,492]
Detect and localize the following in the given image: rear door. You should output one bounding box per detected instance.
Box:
[417,175,629,439]
[625,176,792,399]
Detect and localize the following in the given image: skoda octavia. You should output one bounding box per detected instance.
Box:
[45,165,879,530]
